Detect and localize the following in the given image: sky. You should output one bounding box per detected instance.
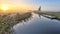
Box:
[0,0,60,11]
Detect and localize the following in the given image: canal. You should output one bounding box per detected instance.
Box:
[13,13,60,34]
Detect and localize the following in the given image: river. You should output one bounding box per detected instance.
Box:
[13,13,60,34]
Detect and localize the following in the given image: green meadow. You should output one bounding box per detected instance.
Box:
[44,12,60,19]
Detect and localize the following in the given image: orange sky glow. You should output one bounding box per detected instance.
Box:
[0,3,37,11]
[0,3,37,13]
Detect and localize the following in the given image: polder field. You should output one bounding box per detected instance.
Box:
[44,12,60,19]
[34,11,60,20]
[46,12,60,18]
[0,12,32,34]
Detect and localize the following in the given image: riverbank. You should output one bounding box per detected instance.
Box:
[44,12,60,19]
[34,11,60,20]
[0,12,32,34]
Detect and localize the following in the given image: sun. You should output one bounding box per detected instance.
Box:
[2,6,7,11]
[2,6,8,11]
[1,4,10,11]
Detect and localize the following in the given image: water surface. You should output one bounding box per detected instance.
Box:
[13,13,60,34]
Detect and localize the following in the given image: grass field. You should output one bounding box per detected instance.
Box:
[0,12,32,34]
[44,12,60,19]
[34,11,60,19]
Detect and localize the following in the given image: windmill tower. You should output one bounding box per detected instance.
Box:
[38,6,41,11]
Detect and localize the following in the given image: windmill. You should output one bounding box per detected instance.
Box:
[38,6,41,11]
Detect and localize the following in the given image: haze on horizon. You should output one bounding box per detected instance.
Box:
[0,0,60,11]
